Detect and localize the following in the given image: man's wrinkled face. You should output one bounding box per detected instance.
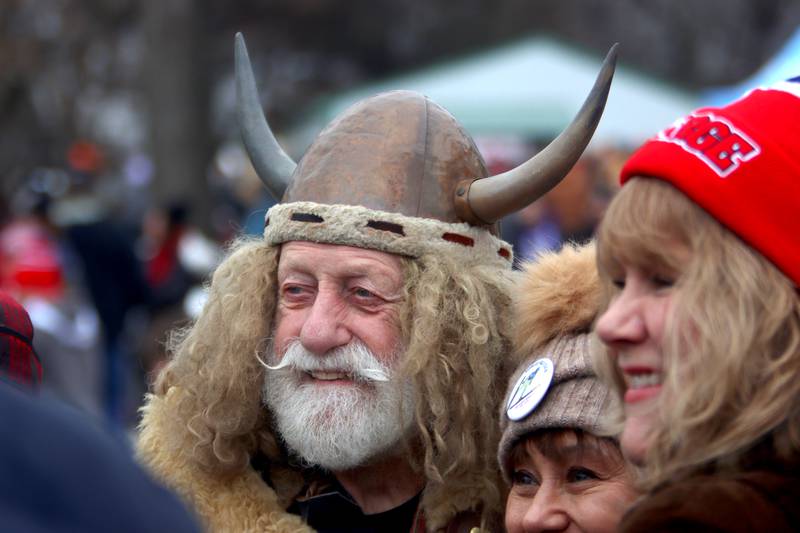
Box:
[273,241,405,364]
[263,241,414,471]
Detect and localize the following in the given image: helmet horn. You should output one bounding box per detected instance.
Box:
[454,43,619,225]
[235,32,295,200]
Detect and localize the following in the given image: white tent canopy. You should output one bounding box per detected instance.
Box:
[295,37,698,149]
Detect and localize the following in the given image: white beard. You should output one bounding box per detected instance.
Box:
[262,339,416,471]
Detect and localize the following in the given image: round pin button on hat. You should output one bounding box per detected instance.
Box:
[506,358,554,421]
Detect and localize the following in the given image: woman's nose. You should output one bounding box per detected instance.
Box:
[521,485,570,532]
[595,288,647,347]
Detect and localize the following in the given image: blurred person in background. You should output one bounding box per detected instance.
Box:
[3,146,151,425]
[47,158,151,426]
[504,156,608,264]
[138,201,221,381]
[0,290,201,532]
[499,244,637,533]
[142,203,194,312]
[594,78,800,530]
[0,185,104,416]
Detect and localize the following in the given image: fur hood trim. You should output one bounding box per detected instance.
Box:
[511,242,601,365]
[137,389,314,533]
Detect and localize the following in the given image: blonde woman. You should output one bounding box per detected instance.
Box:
[594,79,800,530]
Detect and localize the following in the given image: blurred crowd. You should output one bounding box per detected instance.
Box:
[0,140,274,427]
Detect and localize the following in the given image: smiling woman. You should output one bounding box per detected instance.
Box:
[498,244,638,533]
[505,430,633,533]
[593,81,800,531]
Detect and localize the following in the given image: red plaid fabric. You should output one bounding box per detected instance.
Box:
[0,291,42,388]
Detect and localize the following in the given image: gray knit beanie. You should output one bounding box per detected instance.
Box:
[497,332,617,483]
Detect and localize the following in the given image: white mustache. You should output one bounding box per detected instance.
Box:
[259,339,391,382]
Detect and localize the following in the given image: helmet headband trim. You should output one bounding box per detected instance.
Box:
[264,201,513,268]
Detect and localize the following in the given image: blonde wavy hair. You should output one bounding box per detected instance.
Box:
[152,236,515,524]
[594,178,800,490]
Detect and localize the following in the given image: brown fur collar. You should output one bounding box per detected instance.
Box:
[137,388,490,532]
[510,242,601,368]
[137,389,313,532]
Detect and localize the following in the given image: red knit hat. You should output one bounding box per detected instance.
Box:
[620,77,800,287]
[0,291,42,389]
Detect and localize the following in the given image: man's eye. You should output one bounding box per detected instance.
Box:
[511,469,539,486]
[283,286,306,297]
[567,467,599,483]
[353,287,376,299]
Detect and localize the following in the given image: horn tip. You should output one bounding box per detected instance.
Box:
[235,32,249,65]
[235,32,247,56]
[605,43,619,66]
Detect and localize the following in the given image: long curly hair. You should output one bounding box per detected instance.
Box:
[150,236,515,527]
[594,178,800,490]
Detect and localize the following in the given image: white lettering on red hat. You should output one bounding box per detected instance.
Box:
[656,112,760,177]
[506,358,554,421]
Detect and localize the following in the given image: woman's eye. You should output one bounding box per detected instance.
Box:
[511,469,539,486]
[611,278,625,290]
[651,275,675,289]
[567,467,599,483]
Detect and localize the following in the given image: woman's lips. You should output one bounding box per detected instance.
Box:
[624,385,661,404]
[621,367,662,404]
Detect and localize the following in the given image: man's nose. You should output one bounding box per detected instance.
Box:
[299,289,352,356]
[521,485,570,532]
[595,288,646,346]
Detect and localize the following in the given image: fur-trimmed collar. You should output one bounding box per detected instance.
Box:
[137,389,313,532]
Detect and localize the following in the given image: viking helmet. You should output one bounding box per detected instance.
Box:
[236,33,616,266]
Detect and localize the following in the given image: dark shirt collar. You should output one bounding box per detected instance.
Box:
[289,477,424,533]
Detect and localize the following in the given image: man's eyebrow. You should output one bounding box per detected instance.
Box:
[277,262,402,287]
[276,263,311,278]
[345,271,404,293]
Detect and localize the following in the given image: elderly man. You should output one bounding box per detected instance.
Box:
[137,34,616,532]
